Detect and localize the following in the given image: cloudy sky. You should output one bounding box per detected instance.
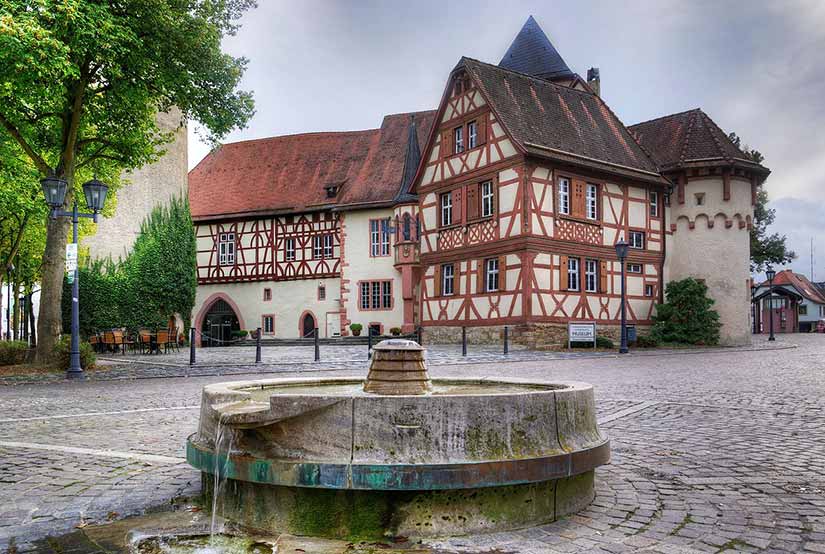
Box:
[189,0,825,280]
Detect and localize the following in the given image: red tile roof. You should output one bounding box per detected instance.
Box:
[189,111,436,221]
[761,270,825,304]
[461,58,667,185]
[628,109,769,175]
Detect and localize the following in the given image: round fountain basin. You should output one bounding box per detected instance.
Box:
[187,376,609,539]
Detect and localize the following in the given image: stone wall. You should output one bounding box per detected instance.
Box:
[423,322,650,348]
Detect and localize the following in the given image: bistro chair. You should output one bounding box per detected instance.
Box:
[103,330,116,353]
[111,329,127,355]
[156,329,170,354]
[138,328,153,355]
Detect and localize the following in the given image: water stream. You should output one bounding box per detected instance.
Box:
[209,415,234,545]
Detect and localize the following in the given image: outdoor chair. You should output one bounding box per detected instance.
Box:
[156,330,170,354]
[111,329,127,355]
[102,330,117,353]
[138,329,153,355]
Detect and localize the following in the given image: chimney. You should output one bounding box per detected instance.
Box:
[587,67,600,96]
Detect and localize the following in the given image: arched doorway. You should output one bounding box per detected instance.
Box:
[301,312,317,338]
[201,298,240,347]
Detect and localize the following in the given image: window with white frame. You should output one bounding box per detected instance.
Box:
[558,178,570,215]
[359,281,392,310]
[285,238,295,261]
[649,190,659,217]
[586,184,598,220]
[323,234,333,258]
[567,257,580,291]
[218,233,235,266]
[584,259,598,292]
[382,281,392,308]
[467,121,478,149]
[263,288,272,301]
[441,192,453,227]
[313,235,323,259]
[481,180,494,217]
[263,315,274,334]
[360,282,370,310]
[629,231,645,249]
[627,263,642,274]
[453,126,464,154]
[485,258,499,292]
[799,304,808,315]
[442,263,455,296]
[369,219,390,256]
[645,284,654,297]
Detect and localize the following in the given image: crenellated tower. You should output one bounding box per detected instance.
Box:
[630,109,770,345]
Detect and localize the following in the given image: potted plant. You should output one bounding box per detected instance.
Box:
[350,323,363,336]
[390,327,402,336]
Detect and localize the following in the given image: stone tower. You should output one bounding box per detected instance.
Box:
[83,109,188,261]
[630,109,770,345]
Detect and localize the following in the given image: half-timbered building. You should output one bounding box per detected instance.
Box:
[189,16,769,345]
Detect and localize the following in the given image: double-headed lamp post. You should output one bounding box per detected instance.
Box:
[41,176,109,379]
[765,267,776,342]
[615,238,629,354]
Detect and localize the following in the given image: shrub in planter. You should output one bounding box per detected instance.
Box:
[54,337,97,370]
[231,330,250,339]
[349,323,363,336]
[635,334,660,348]
[0,341,29,366]
[389,327,402,336]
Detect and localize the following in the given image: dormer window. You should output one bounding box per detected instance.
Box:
[325,185,339,198]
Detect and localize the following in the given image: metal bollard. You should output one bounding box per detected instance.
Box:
[504,325,509,355]
[314,328,320,362]
[367,328,373,359]
[256,327,262,363]
[189,327,196,366]
[462,326,467,357]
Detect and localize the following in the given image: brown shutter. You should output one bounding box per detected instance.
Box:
[466,182,480,220]
[498,255,507,291]
[477,113,487,145]
[441,129,452,159]
[477,259,485,293]
[599,260,608,293]
[434,265,442,297]
[453,187,463,224]
[572,179,586,218]
[560,255,569,290]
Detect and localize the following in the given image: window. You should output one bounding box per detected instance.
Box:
[650,191,659,217]
[467,121,478,149]
[481,180,494,217]
[629,231,645,249]
[285,238,295,261]
[318,284,326,301]
[441,192,453,226]
[567,257,580,291]
[218,233,235,266]
[453,126,464,154]
[558,178,570,215]
[370,219,390,256]
[645,284,654,297]
[313,236,323,259]
[627,263,642,273]
[402,213,412,240]
[799,304,807,315]
[263,288,272,301]
[262,315,274,334]
[442,263,455,296]
[695,193,705,206]
[584,259,598,293]
[485,258,499,292]
[323,234,334,258]
[360,281,392,310]
[586,184,598,220]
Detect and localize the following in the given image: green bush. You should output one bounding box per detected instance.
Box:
[651,278,721,345]
[231,330,249,339]
[389,327,402,336]
[595,336,614,349]
[54,337,97,370]
[349,323,363,336]
[635,334,660,348]
[0,341,29,366]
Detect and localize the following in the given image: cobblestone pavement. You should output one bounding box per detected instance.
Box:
[1,334,824,553]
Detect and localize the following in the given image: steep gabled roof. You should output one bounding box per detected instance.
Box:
[628,109,769,175]
[759,270,825,305]
[189,110,435,221]
[499,16,574,81]
[462,58,666,184]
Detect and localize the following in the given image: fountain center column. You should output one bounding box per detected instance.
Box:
[363,339,431,395]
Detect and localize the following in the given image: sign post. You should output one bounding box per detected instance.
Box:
[568,322,596,351]
[65,243,78,284]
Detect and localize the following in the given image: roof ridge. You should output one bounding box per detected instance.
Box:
[697,109,748,161]
[628,108,702,129]
[219,129,379,149]
[463,57,596,98]
[678,109,698,164]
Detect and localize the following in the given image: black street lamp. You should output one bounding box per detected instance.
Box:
[41,176,108,379]
[5,263,13,341]
[750,283,758,334]
[615,238,629,354]
[766,268,776,342]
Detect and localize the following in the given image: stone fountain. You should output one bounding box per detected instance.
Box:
[186,339,609,540]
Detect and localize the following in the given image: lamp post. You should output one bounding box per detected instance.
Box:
[41,176,108,379]
[750,283,758,334]
[766,268,776,342]
[4,263,13,341]
[615,238,629,354]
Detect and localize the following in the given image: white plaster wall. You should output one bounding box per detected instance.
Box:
[341,209,404,333]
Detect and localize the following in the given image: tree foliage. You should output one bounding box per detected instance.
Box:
[651,278,721,345]
[62,196,197,335]
[728,132,796,272]
[0,0,255,359]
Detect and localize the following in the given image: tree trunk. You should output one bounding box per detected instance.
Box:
[34,189,72,361]
[11,277,19,341]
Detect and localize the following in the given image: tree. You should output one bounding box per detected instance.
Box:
[651,278,721,345]
[0,1,255,360]
[727,133,795,272]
